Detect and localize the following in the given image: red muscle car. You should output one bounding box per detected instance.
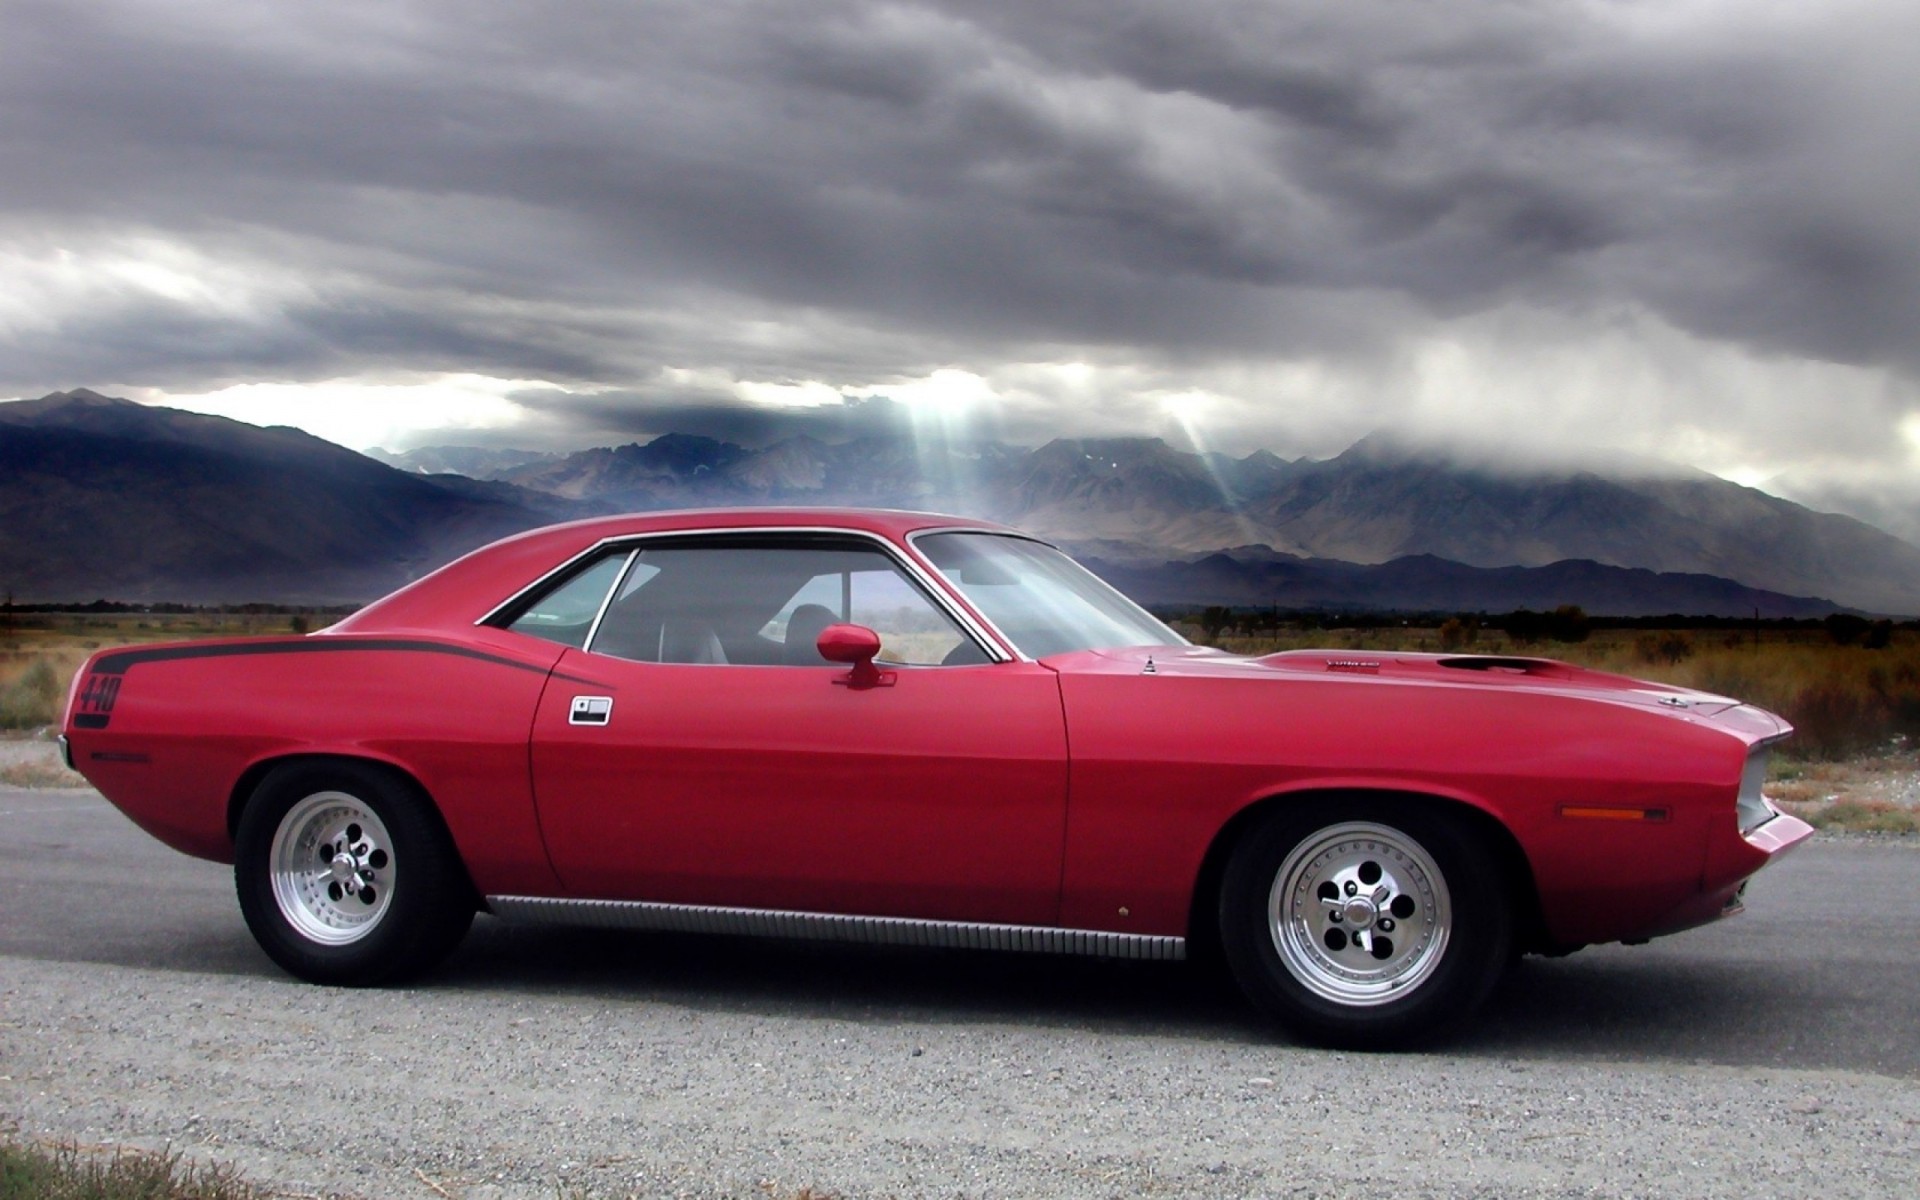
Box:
[61,508,1813,1045]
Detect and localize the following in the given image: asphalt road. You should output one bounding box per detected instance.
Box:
[3,787,1918,1199]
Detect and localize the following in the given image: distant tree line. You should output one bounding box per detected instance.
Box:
[1160,604,1915,649]
[1823,612,1898,648]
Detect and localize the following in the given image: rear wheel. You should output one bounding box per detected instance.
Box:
[1219,800,1511,1047]
[235,761,474,985]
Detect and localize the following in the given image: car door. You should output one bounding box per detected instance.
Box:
[521,533,1070,925]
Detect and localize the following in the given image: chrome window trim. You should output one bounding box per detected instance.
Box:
[480,525,1014,665]
[487,895,1186,961]
[480,538,628,628]
[903,526,1045,662]
[579,548,639,653]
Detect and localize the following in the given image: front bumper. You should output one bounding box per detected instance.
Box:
[1645,804,1816,939]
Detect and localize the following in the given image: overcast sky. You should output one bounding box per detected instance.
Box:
[3,0,1918,523]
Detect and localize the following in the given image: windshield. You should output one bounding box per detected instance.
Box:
[915,532,1185,658]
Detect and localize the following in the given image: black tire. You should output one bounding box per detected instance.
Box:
[235,760,475,985]
[1218,798,1511,1048]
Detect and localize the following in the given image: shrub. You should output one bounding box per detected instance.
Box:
[1805,800,1920,836]
[0,1137,266,1200]
[1198,606,1233,643]
[1501,609,1544,645]
[1870,660,1920,741]
[1826,613,1872,646]
[1547,605,1591,644]
[1785,679,1882,760]
[0,659,61,729]
[1635,631,1694,665]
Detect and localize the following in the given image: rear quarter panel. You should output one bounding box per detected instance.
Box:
[64,629,568,895]
[1054,661,1745,947]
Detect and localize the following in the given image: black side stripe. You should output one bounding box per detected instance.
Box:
[89,638,614,689]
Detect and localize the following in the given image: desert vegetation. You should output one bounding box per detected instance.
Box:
[0,1132,842,1200]
[0,1136,266,1200]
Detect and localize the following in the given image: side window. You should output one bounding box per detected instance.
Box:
[503,552,632,649]
[761,561,981,666]
[850,567,978,665]
[583,540,985,666]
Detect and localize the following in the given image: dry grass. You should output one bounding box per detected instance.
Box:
[1767,752,1920,834]
[1579,638,1920,761]
[1801,800,1920,835]
[0,1137,270,1200]
[0,1135,850,1200]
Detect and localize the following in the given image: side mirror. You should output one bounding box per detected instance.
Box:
[817,623,894,689]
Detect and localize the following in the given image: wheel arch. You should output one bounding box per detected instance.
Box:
[1186,787,1548,958]
[226,752,479,906]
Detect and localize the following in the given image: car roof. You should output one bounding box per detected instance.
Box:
[524,506,1014,542]
[330,507,1023,634]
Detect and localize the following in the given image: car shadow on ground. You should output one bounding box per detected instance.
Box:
[437,917,1254,1038]
[427,917,1911,1077]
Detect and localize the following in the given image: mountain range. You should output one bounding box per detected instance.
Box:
[378,425,1920,615]
[0,392,569,604]
[3,389,1916,615]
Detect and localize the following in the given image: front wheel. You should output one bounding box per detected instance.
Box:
[235,761,475,985]
[1219,801,1511,1047]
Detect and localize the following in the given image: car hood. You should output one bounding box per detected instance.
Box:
[1061,645,1792,745]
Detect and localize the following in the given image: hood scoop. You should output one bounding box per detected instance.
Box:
[1258,649,1579,684]
[1435,656,1571,678]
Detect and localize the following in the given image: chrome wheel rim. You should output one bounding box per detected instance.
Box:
[1269,821,1451,1006]
[269,791,395,945]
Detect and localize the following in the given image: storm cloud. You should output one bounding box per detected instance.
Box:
[3,0,1917,523]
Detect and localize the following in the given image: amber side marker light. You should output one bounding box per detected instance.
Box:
[1560,806,1670,823]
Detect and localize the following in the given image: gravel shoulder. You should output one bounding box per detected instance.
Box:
[0,730,85,789]
[1769,748,1920,811]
